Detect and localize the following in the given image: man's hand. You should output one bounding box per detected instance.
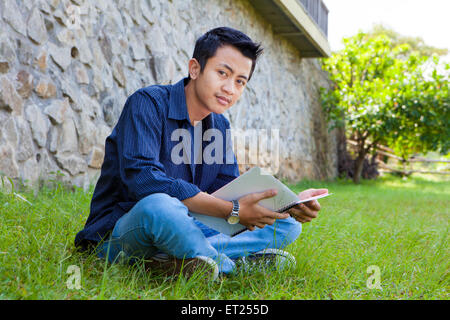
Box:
[286,188,328,223]
[238,189,290,231]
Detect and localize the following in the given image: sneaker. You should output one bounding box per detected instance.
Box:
[236,248,297,272]
[144,253,219,281]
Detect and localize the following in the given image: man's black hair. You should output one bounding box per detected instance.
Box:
[190,27,263,81]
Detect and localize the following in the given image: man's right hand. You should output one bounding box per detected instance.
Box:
[238,189,290,231]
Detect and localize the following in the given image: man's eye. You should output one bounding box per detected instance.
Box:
[218,70,226,76]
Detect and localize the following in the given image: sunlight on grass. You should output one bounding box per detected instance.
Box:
[0,175,448,299]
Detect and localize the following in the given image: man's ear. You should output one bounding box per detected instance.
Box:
[188,58,201,80]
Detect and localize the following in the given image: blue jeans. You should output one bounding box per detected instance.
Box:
[97,193,302,274]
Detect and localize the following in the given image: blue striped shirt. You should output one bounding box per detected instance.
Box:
[75,78,240,248]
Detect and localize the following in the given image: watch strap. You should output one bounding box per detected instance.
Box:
[231,199,239,213]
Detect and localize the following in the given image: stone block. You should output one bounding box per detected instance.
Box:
[74,112,96,154]
[0,62,9,74]
[102,95,120,127]
[35,78,57,99]
[48,42,72,71]
[0,76,23,116]
[129,33,146,61]
[27,7,48,44]
[17,39,34,66]
[2,0,27,36]
[15,117,35,162]
[56,28,76,47]
[79,92,102,119]
[34,49,48,71]
[95,123,112,146]
[152,55,175,85]
[3,117,18,148]
[74,31,94,64]
[58,117,78,153]
[75,65,89,84]
[112,58,126,87]
[87,146,104,169]
[44,98,69,124]
[55,153,86,175]
[24,103,49,148]
[60,78,82,108]
[16,70,34,99]
[0,143,19,178]
[20,157,40,187]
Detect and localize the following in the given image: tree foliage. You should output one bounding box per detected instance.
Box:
[320,32,449,183]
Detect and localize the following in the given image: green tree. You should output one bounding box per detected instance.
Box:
[385,56,449,160]
[320,32,449,183]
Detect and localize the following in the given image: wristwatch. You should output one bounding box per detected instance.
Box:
[227,200,240,225]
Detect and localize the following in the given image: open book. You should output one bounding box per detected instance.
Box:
[189,166,331,237]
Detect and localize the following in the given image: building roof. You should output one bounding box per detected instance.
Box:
[249,0,331,57]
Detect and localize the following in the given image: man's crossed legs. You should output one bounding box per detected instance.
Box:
[97,193,302,276]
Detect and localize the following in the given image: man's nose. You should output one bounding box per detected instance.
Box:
[222,79,235,96]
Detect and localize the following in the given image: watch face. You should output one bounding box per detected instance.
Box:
[227,215,240,225]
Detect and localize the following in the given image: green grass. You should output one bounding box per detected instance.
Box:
[0,174,448,299]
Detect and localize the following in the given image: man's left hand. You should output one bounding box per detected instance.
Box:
[286,188,328,223]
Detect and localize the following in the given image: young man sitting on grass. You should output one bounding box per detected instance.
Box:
[75,27,327,280]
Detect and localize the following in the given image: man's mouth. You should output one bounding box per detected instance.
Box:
[216,95,231,106]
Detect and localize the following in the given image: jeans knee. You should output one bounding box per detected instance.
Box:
[135,193,187,225]
[139,193,179,208]
[285,220,302,245]
[276,218,302,248]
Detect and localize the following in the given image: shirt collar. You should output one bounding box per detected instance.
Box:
[168,78,191,121]
[168,77,215,130]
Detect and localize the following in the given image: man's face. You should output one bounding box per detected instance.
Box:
[191,45,253,114]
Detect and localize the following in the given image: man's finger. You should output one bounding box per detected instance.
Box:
[304,199,320,211]
[299,204,318,218]
[255,222,266,229]
[290,213,308,223]
[254,189,277,201]
[299,188,329,200]
[290,204,317,218]
[287,208,306,220]
[265,210,290,220]
[261,217,276,226]
[287,209,302,220]
[276,212,290,219]
[310,188,328,197]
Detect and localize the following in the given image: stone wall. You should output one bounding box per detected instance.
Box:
[0,0,337,190]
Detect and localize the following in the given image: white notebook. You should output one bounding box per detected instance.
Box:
[190,166,331,236]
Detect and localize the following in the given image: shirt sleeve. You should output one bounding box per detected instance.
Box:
[116,91,201,201]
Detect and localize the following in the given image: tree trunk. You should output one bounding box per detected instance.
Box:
[353,152,366,184]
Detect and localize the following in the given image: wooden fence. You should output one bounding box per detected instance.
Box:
[347,140,450,176]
